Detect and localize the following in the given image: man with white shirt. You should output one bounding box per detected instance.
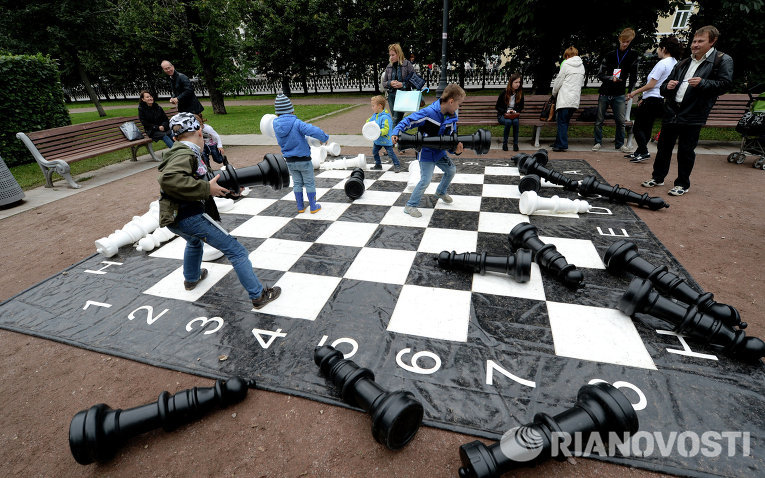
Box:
[641,25,733,196]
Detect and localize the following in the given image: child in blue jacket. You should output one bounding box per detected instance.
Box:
[391,84,465,218]
[367,95,401,172]
[273,93,329,213]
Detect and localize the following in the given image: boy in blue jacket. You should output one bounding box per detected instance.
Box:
[367,95,401,172]
[391,84,465,218]
[273,93,329,213]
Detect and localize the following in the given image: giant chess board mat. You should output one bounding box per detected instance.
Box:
[1,159,762,476]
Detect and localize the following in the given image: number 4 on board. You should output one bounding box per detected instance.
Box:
[251,328,287,349]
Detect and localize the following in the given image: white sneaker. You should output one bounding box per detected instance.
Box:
[619,145,631,153]
[403,206,422,218]
[592,143,602,152]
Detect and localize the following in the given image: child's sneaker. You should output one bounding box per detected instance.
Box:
[435,193,453,203]
[371,164,383,170]
[403,206,422,218]
[184,269,208,290]
[393,165,401,173]
[252,286,281,309]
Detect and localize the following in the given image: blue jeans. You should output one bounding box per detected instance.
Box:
[406,156,456,207]
[286,160,316,193]
[160,134,174,149]
[553,108,575,149]
[373,144,400,166]
[594,94,627,147]
[168,214,264,300]
[496,114,519,146]
[205,144,224,164]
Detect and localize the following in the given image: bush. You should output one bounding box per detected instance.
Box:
[0,53,71,167]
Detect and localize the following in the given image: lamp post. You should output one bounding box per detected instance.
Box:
[436,0,449,96]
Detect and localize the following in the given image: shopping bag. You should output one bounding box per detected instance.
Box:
[393,90,423,113]
[119,121,144,141]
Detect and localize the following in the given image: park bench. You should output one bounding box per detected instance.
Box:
[15,108,178,189]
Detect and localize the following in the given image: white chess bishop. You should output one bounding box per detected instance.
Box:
[518,191,591,215]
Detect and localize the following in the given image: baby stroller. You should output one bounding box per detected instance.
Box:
[728,90,765,169]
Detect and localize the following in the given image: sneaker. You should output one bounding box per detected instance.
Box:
[592,143,602,152]
[629,153,650,163]
[641,178,664,188]
[619,145,631,153]
[668,185,689,196]
[252,286,281,309]
[403,205,422,217]
[624,152,637,159]
[184,268,208,290]
[552,147,567,152]
[435,192,453,203]
[371,164,383,170]
[393,165,401,173]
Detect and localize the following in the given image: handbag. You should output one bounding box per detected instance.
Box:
[393,89,428,113]
[503,112,520,120]
[119,121,143,141]
[540,96,556,122]
[406,71,426,91]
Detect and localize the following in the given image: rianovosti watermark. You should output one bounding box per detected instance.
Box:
[499,426,751,460]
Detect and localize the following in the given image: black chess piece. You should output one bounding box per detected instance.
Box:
[458,382,639,478]
[314,345,423,450]
[517,174,541,194]
[619,278,765,362]
[396,129,492,154]
[215,153,290,194]
[508,223,584,288]
[604,240,745,328]
[69,377,252,465]
[515,153,579,191]
[344,167,365,199]
[578,176,669,210]
[437,249,532,282]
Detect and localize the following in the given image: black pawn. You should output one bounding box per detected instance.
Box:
[619,278,765,362]
[516,152,579,191]
[458,382,639,478]
[344,167,365,199]
[314,345,423,450]
[69,377,252,465]
[605,240,745,328]
[517,174,541,194]
[437,249,532,282]
[509,223,584,288]
[578,176,669,210]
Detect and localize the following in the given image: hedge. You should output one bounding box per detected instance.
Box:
[0,53,71,167]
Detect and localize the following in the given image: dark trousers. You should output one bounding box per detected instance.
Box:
[633,97,664,155]
[553,108,575,149]
[650,122,702,189]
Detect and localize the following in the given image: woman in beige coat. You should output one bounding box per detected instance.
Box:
[551,46,586,152]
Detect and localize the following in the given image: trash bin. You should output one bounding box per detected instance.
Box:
[0,155,25,206]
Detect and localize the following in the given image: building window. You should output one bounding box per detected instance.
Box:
[673,3,693,29]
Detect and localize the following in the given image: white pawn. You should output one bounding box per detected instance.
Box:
[518,190,591,215]
[321,142,341,156]
[310,145,327,169]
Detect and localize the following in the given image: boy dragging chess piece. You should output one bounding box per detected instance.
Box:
[367,95,402,172]
[391,84,465,218]
[157,113,281,309]
[273,92,329,213]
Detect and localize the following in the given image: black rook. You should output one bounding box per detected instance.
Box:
[578,176,669,210]
[396,129,492,154]
[508,223,584,288]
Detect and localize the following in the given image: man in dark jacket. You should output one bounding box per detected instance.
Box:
[592,28,639,153]
[161,60,204,115]
[641,25,733,196]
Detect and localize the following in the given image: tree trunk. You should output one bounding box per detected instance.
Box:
[75,54,106,117]
[183,3,227,114]
[281,75,291,96]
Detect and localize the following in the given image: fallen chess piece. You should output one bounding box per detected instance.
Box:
[69,377,252,465]
[214,153,290,194]
[515,152,580,191]
[135,226,176,252]
[320,154,367,171]
[517,174,541,193]
[322,142,341,156]
[396,129,492,155]
[518,191,591,215]
[604,240,745,329]
[508,222,584,288]
[437,250,532,282]
[344,168,365,200]
[578,176,669,210]
[619,278,764,362]
[95,201,161,257]
[310,145,327,169]
[314,345,423,450]
[458,382,639,478]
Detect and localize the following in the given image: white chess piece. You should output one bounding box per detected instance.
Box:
[404,161,420,193]
[310,146,327,169]
[362,121,381,141]
[136,226,176,252]
[320,154,367,170]
[260,114,277,138]
[518,191,591,215]
[322,142,341,156]
[96,201,161,257]
[213,197,235,212]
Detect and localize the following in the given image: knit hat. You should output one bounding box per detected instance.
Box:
[274,93,294,115]
[169,112,201,137]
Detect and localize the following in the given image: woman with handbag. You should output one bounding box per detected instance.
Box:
[138,90,174,149]
[495,74,524,151]
[551,47,585,152]
[382,43,415,128]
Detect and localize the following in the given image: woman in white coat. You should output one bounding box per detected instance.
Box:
[551,46,586,152]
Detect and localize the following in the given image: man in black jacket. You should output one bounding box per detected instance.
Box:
[161,60,204,115]
[641,25,733,196]
[593,28,639,153]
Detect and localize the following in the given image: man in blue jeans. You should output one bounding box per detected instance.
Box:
[592,28,639,153]
[158,113,281,309]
